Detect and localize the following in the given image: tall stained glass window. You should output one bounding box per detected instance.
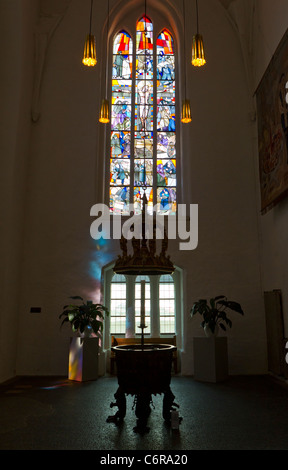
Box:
[156,30,176,214]
[110,31,133,214]
[110,18,176,215]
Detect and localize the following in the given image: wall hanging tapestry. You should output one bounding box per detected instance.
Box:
[256,28,288,214]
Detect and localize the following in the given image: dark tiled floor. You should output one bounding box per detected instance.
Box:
[1,374,288,450]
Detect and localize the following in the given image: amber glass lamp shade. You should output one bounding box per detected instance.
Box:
[82,34,97,66]
[191,34,206,67]
[181,99,192,123]
[99,99,110,123]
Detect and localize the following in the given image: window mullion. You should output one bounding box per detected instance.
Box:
[150,275,160,336]
[130,32,136,206]
[126,275,135,337]
[153,26,157,210]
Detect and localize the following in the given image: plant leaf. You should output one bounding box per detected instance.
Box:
[218,300,244,314]
[214,295,226,301]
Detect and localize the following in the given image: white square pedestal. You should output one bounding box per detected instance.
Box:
[193,337,228,383]
[68,337,99,382]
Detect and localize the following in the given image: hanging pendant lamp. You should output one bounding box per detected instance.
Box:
[82,0,97,66]
[181,0,191,123]
[191,0,206,67]
[181,99,192,123]
[99,99,110,123]
[99,0,110,123]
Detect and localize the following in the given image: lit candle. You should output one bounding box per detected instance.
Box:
[140,280,145,327]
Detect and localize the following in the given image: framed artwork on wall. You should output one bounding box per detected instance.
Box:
[256,28,288,214]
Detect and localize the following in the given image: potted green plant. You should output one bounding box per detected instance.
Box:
[59,296,109,382]
[59,295,109,338]
[190,295,244,337]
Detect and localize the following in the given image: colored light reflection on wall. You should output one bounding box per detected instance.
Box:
[68,337,99,382]
[89,238,114,283]
[68,339,83,382]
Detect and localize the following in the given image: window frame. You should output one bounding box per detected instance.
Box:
[159,274,176,334]
[106,13,180,215]
[110,273,127,335]
[103,262,183,351]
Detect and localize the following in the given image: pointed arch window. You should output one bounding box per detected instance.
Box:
[109,17,176,215]
[156,30,176,213]
[110,31,133,214]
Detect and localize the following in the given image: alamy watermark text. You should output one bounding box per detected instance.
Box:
[90,203,198,251]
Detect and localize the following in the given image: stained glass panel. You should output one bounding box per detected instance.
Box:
[110,31,133,213]
[112,80,132,101]
[157,81,175,105]
[134,159,153,186]
[111,103,132,131]
[113,31,133,55]
[157,187,176,214]
[109,23,177,338]
[134,186,153,214]
[156,29,176,214]
[110,159,130,186]
[135,80,153,105]
[135,15,154,159]
[135,105,153,131]
[156,30,174,55]
[157,132,176,159]
[112,55,133,79]
[134,132,153,158]
[111,131,131,159]
[110,186,130,214]
[156,105,175,132]
[136,16,153,53]
[136,52,153,78]
[157,55,175,80]
[157,159,176,187]
[110,23,176,215]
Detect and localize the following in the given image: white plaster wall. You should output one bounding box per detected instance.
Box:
[252,0,288,338]
[0,0,38,383]
[1,0,269,379]
[180,0,266,375]
[16,0,110,376]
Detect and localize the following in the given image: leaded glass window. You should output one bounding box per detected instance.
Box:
[135,275,151,334]
[156,30,176,214]
[110,31,133,214]
[109,18,176,215]
[159,274,175,334]
[107,272,176,337]
[110,274,127,334]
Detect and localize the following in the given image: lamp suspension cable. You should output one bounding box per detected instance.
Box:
[181,0,191,123]
[99,0,110,123]
[143,0,147,194]
[82,0,97,67]
[196,0,199,34]
[191,0,206,67]
[89,0,93,35]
